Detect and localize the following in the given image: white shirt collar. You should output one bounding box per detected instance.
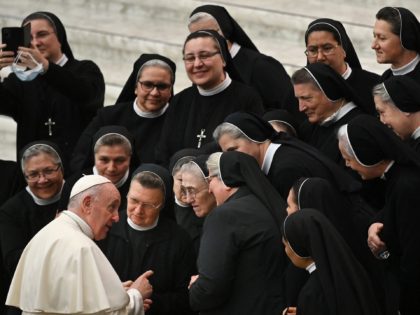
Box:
[391,54,420,76]
[92,166,129,189]
[197,72,232,96]
[56,54,68,67]
[412,126,420,140]
[306,262,317,274]
[26,181,64,206]
[127,216,159,231]
[261,143,281,175]
[229,42,241,58]
[320,101,357,126]
[62,210,94,239]
[380,160,395,180]
[133,99,169,118]
[341,63,352,80]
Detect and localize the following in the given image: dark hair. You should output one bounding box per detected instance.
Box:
[376,7,401,36]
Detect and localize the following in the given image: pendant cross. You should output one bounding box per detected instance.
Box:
[44,118,55,136]
[196,129,206,149]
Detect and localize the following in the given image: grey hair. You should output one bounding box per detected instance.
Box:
[180,161,207,184]
[172,156,195,176]
[213,122,249,142]
[68,184,102,210]
[132,171,165,202]
[291,68,320,90]
[21,144,62,172]
[188,12,219,28]
[206,152,222,180]
[372,83,395,105]
[94,133,132,156]
[136,59,175,84]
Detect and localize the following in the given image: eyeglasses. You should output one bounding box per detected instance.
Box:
[138,81,172,92]
[127,196,161,211]
[24,165,61,182]
[183,51,220,64]
[304,44,339,57]
[31,31,55,41]
[184,186,207,199]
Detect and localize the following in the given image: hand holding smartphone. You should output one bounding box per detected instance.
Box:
[1,23,31,55]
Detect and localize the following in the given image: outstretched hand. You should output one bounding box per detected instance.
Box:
[131,270,154,299]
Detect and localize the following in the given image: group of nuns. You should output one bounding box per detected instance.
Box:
[1,4,420,315]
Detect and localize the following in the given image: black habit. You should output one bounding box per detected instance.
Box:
[189,4,297,112]
[70,101,165,171]
[155,82,263,166]
[0,58,104,169]
[282,210,381,315]
[99,213,196,315]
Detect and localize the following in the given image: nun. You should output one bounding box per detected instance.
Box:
[291,63,366,164]
[99,163,195,315]
[213,111,361,199]
[305,18,380,115]
[188,5,297,113]
[0,141,64,306]
[373,75,420,152]
[169,148,204,257]
[189,151,287,314]
[337,115,420,313]
[155,29,263,166]
[59,126,134,213]
[372,7,420,82]
[282,209,381,315]
[71,53,176,171]
[0,11,105,166]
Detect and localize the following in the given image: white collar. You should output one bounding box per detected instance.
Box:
[380,160,395,180]
[412,126,420,140]
[175,196,189,208]
[133,99,169,118]
[92,166,129,189]
[197,72,232,96]
[62,210,94,239]
[342,63,352,80]
[26,180,64,206]
[391,54,420,76]
[56,53,68,67]
[261,143,281,175]
[229,42,241,58]
[320,101,357,126]
[127,216,159,231]
[306,262,317,274]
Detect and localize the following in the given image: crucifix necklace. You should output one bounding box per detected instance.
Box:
[196,129,206,148]
[44,118,56,136]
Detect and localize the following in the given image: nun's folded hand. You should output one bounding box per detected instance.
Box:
[367,222,386,253]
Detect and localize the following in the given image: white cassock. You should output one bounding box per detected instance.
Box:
[6,210,145,315]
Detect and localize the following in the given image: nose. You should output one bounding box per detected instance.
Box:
[371,38,378,50]
[37,173,49,183]
[108,161,117,171]
[185,193,194,204]
[298,100,307,112]
[149,86,160,95]
[193,57,204,67]
[112,211,120,222]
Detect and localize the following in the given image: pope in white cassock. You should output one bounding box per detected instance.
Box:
[6,175,153,315]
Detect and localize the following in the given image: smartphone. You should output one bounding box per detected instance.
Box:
[1,23,31,54]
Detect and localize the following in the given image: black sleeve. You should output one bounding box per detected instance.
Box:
[152,231,197,315]
[42,60,105,111]
[189,210,237,311]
